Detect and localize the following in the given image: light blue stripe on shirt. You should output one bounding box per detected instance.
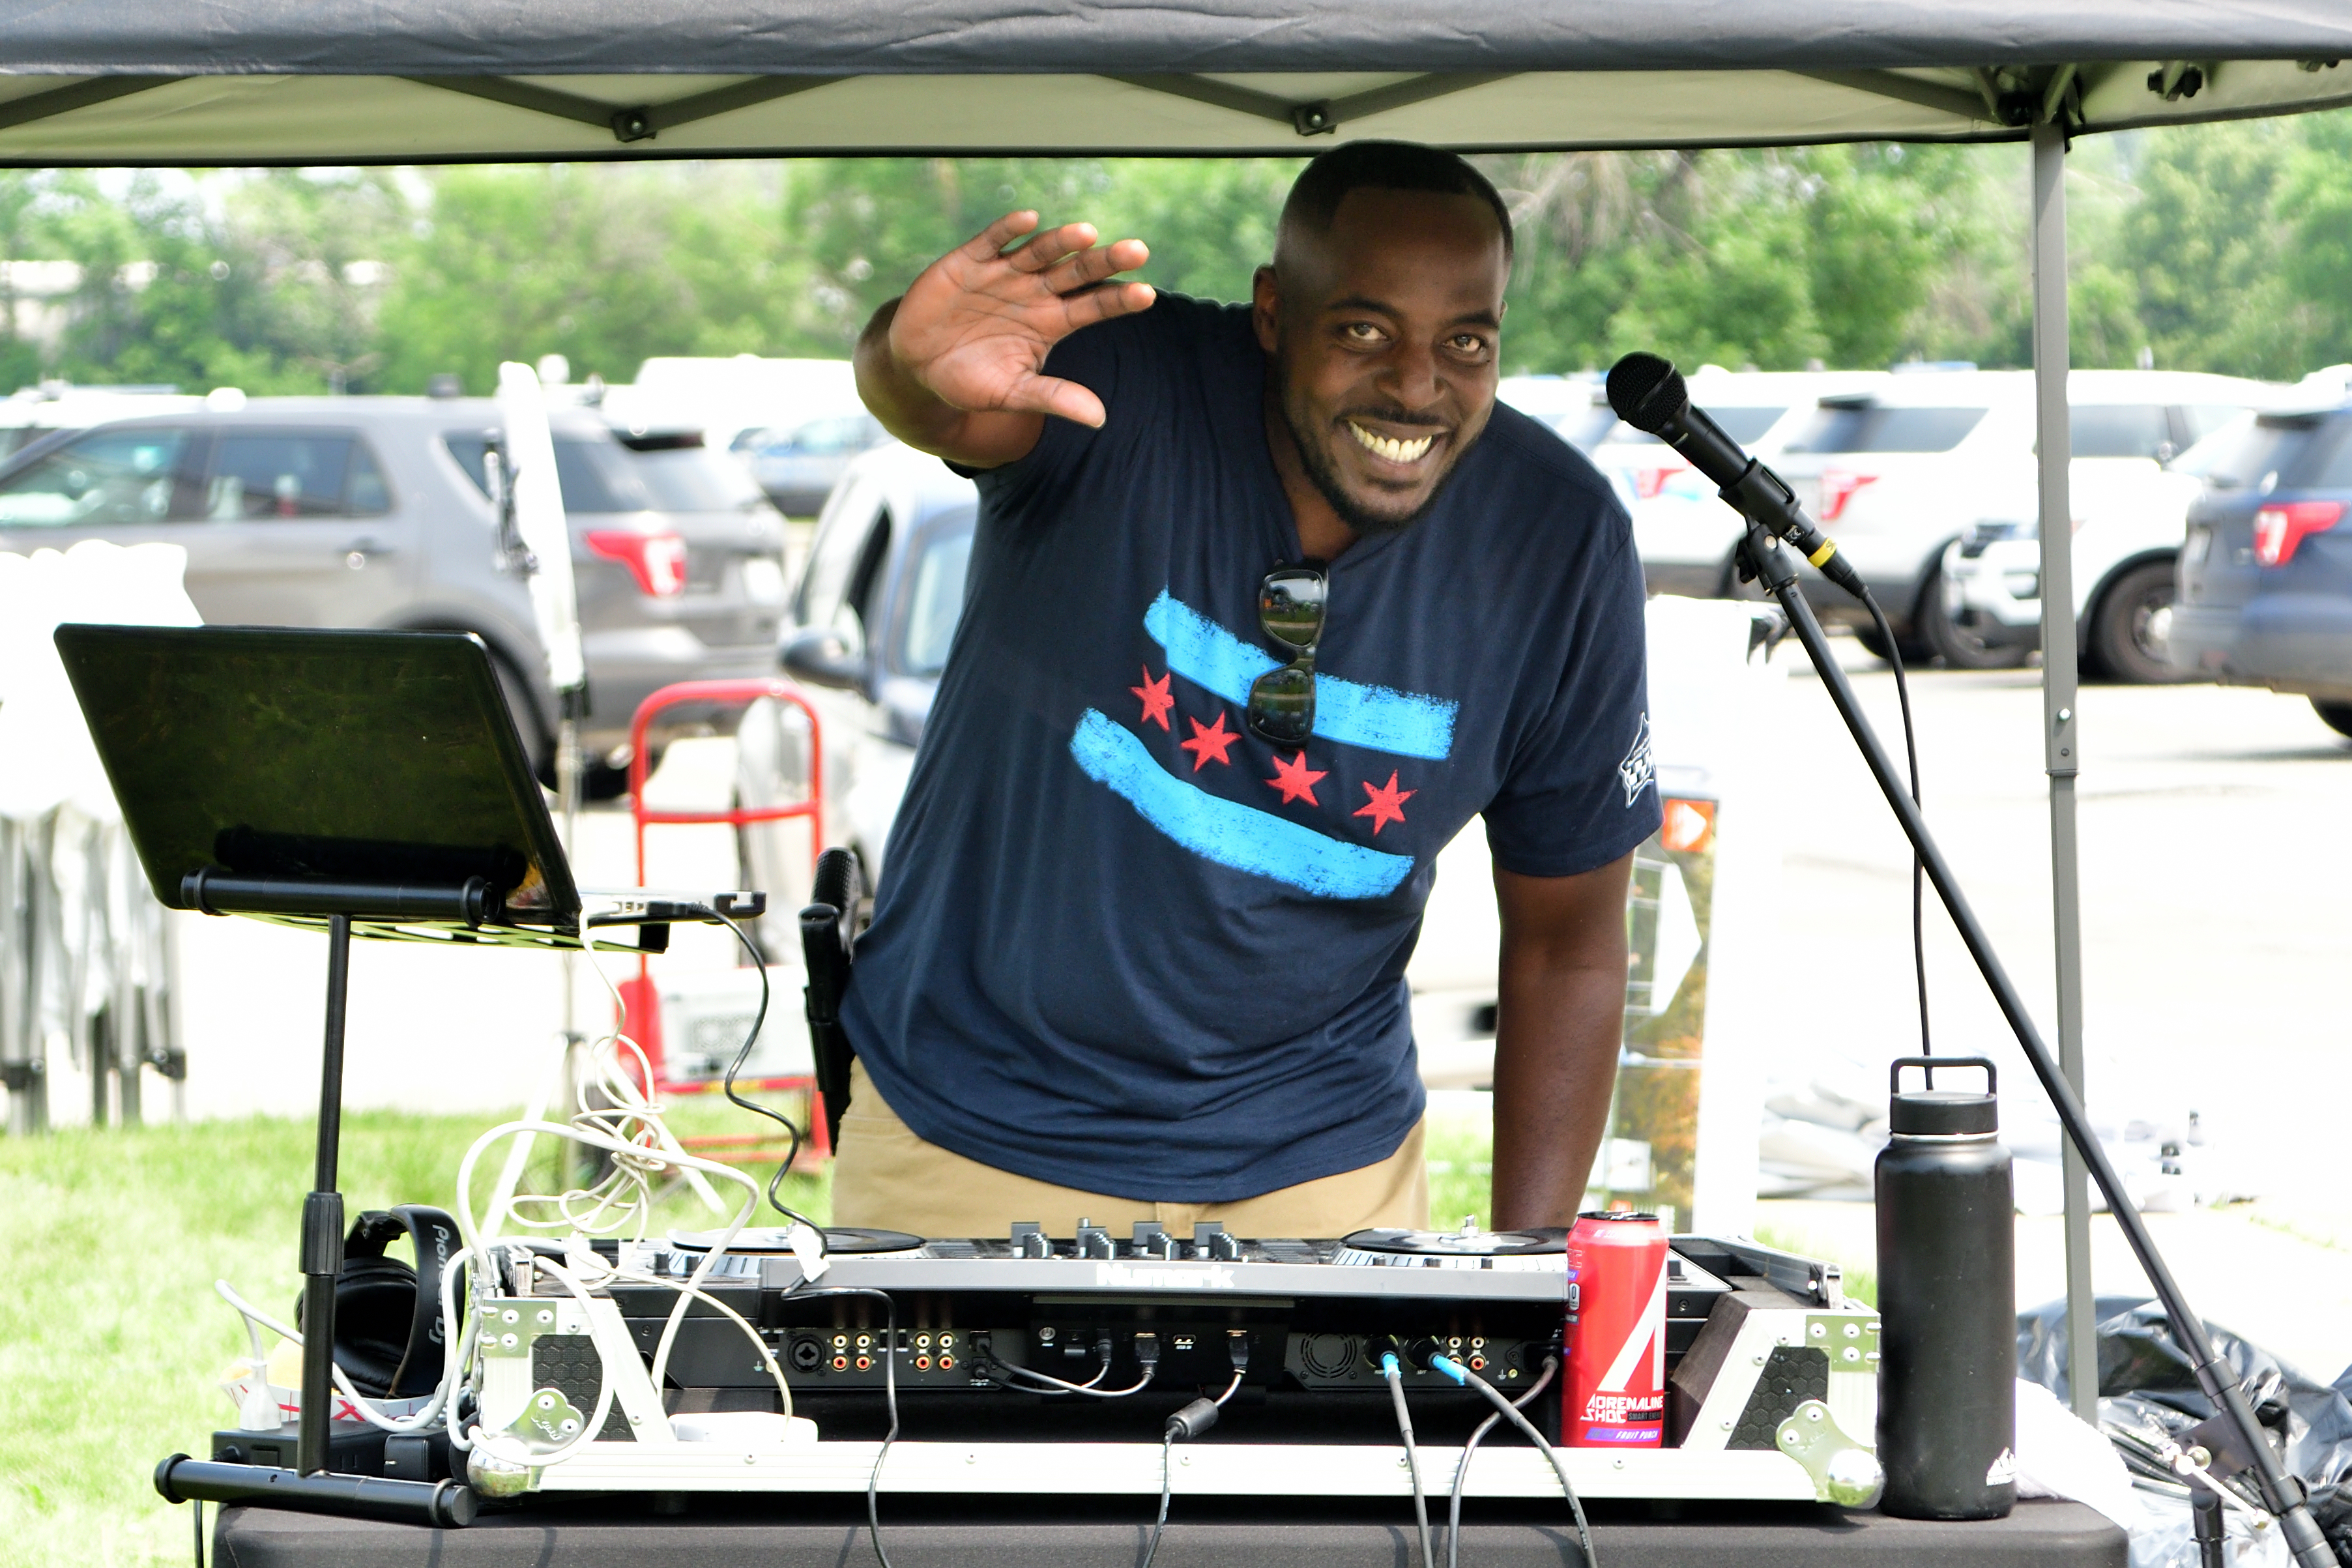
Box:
[1142,590,1457,762]
[1068,708,1414,899]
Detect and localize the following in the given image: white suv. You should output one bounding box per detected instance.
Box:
[1938,371,2302,678]
[1771,368,2272,663]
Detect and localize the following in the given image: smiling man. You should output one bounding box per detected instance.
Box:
[836,142,1659,1240]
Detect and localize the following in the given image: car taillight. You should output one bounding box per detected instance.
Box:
[1820,469,1878,522]
[1633,461,1687,500]
[586,530,688,596]
[2252,501,2344,568]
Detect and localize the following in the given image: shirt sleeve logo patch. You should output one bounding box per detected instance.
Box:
[1618,713,1656,807]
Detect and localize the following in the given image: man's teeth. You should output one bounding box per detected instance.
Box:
[1348,422,1435,463]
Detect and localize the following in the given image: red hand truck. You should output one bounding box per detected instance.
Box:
[617,677,830,1162]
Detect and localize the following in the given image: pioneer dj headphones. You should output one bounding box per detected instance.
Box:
[293,1204,462,1401]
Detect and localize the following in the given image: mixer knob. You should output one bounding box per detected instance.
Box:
[1010,1221,1051,1258]
[1130,1221,1165,1258]
[1077,1222,1114,1260]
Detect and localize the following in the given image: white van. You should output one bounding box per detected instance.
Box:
[1770,368,2272,661]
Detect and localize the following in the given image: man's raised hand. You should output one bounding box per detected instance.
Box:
[860,212,1154,461]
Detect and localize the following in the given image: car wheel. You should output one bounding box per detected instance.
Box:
[1921,572,2030,670]
[2089,560,2193,684]
[2312,699,2352,739]
[583,759,635,802]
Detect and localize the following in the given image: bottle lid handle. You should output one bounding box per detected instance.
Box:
[1889,1054,1997,1096]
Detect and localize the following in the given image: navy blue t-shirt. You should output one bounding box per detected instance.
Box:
[839,294,1661,1202]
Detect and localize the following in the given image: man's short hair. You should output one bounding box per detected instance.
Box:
[1280,141,1514,261]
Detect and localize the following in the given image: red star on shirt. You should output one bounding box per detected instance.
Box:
[1354,771,1416,836]
[1264,750,1326,806]
[1131,667,1174,731]
[1178,712,1240,771]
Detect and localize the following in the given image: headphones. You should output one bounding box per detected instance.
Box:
[294,1204,463,1401]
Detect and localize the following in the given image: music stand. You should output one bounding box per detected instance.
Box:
[53,624,759,1518]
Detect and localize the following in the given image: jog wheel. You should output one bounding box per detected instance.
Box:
[1331,1220,1567,1271]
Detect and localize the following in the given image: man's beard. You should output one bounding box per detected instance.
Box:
[1276,373,1461,540]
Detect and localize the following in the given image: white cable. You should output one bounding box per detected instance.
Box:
[987,1350,1152,1399]
[557,1251,793,1419]
[450,1114,765,1432]
[219,1280,283,1431]
[211,1278,471,1436]
[210,927,788,1468]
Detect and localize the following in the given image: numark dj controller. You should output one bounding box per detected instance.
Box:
[437,1221,1883,1505]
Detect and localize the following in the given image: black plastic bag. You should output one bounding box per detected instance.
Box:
[2016,1296,2352,1563]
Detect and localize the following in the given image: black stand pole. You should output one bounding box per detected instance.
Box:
[297,914,351,1478]
[1739,524,2332,1567]
[2194,1487,2228,1568]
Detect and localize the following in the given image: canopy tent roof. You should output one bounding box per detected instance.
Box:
[1,1,2349,164]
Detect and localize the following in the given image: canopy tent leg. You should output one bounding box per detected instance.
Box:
[2031,115,2099,1424]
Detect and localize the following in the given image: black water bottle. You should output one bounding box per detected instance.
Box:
[1875,1056,2016,1520]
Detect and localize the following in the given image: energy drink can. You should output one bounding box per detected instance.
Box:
[1564,1211,1668,1447]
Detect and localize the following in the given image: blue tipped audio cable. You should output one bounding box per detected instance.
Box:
[1381,1351,1436,1568]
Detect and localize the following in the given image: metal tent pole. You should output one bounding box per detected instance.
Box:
[2031,113,2100,1424]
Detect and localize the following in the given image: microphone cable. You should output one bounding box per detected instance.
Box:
[1604,349,1932,1057]
[1853,594,1933,1060]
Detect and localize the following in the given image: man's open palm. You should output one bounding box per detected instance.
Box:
[887,212,1154,430]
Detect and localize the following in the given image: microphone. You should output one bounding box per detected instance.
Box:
[1605,352,1868,600]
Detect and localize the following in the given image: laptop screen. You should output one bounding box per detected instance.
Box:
[52,624,578,924]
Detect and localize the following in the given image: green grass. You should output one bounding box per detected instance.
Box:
[0,1099,828,1568]
[0,1100,1512,1567]
[1,1104,1498,1566]
[1423,1118,1496,1232]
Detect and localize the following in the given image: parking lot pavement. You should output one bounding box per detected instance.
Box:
[145,739,756,1127]
[1780,655,2351,1187]
[1771,649,2352,1371]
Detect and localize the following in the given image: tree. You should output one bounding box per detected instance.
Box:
[2278,113,2352,369]
[375,163,815,394]
[779,156,1300,348]
[2113,121,2307,377]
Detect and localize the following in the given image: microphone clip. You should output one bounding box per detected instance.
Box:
[1735,520,1800,593]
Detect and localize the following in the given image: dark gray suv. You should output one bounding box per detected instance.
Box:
[0,398,788,778]
[2170,402,2352,734]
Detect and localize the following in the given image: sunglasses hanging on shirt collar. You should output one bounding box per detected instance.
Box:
[1248,562,1327,745]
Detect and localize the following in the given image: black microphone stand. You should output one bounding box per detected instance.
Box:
[1735,521,2334,1567]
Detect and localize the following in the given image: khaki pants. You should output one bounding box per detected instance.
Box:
[831,1060,1429,1238]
